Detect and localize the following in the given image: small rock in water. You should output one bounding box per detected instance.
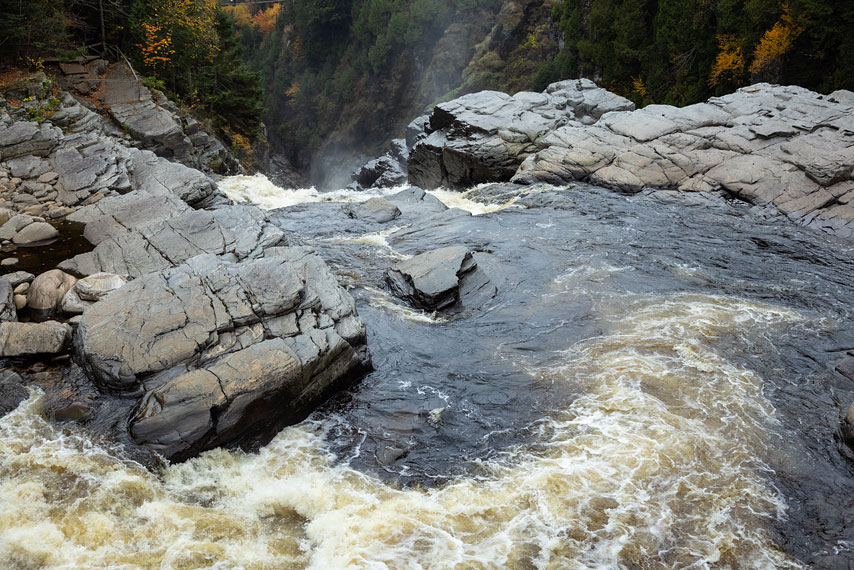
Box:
[1,257,17,266]
[53,401,91,422]
[345,197,402,223]
[376,444,409,466]
[12,221,58,245]
[428,407,445,427]
[386,246,476,311]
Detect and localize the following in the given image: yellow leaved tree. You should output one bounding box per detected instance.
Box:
[749,3,804,82]
[709,34,746,88]
[139,0,220,72]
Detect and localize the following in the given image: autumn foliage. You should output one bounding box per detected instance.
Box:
[749,3,803,80]
[253,4,283,35]
[709,34,745,88]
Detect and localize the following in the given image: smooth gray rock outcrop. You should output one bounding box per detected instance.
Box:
[387,246,482,311]
[408,79,635,189]
[61,197,284,278]
[512,83,854,237]
[0,321,71,356]
[75,248,369,461]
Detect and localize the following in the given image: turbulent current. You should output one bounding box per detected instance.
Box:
[3,175,854,569]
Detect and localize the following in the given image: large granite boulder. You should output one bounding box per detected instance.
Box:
[0,321,71,356]
[408,79,635,189]
[76,248,370,461]
[28,269,77,317]
[513,83,854,238]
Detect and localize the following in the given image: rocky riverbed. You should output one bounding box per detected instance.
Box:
[1,69,854,568]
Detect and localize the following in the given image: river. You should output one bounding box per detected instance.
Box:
[2,175,854,569]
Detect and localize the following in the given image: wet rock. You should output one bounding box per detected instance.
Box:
[353,155,408,189]
[386,246,478,311]
[408,79,634,189]
[345,197,402,223]
[0,321,71,356]
[0,371,28,417]
[267,154,310,189]
[841,402,854,455]
[837,352,854,382]
[27,269,77,315]
[12,221,58,245]
[1,257,17,267]
[385,186,449,217]
[0,277,16,322]
[53,401,91,422]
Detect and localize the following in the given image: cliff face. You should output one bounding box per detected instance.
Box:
[245,0,558,188]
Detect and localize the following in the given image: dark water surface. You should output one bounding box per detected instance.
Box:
[270,184,854,568]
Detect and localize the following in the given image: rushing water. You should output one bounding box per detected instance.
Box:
[3,175,854,569]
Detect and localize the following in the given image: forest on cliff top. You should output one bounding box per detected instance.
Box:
[2,0,853,179]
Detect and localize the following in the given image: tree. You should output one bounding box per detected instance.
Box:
[749,2,803,81]
[709,34,746,88]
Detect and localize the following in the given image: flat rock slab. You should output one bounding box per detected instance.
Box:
[386,246,476,311]
[345,197,402,223]
[0,321,71,356]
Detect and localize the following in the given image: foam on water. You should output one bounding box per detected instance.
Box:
[324,227,410,260]
[217,174,407,211]
[426,187,516,215]
[0,294,806,569]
